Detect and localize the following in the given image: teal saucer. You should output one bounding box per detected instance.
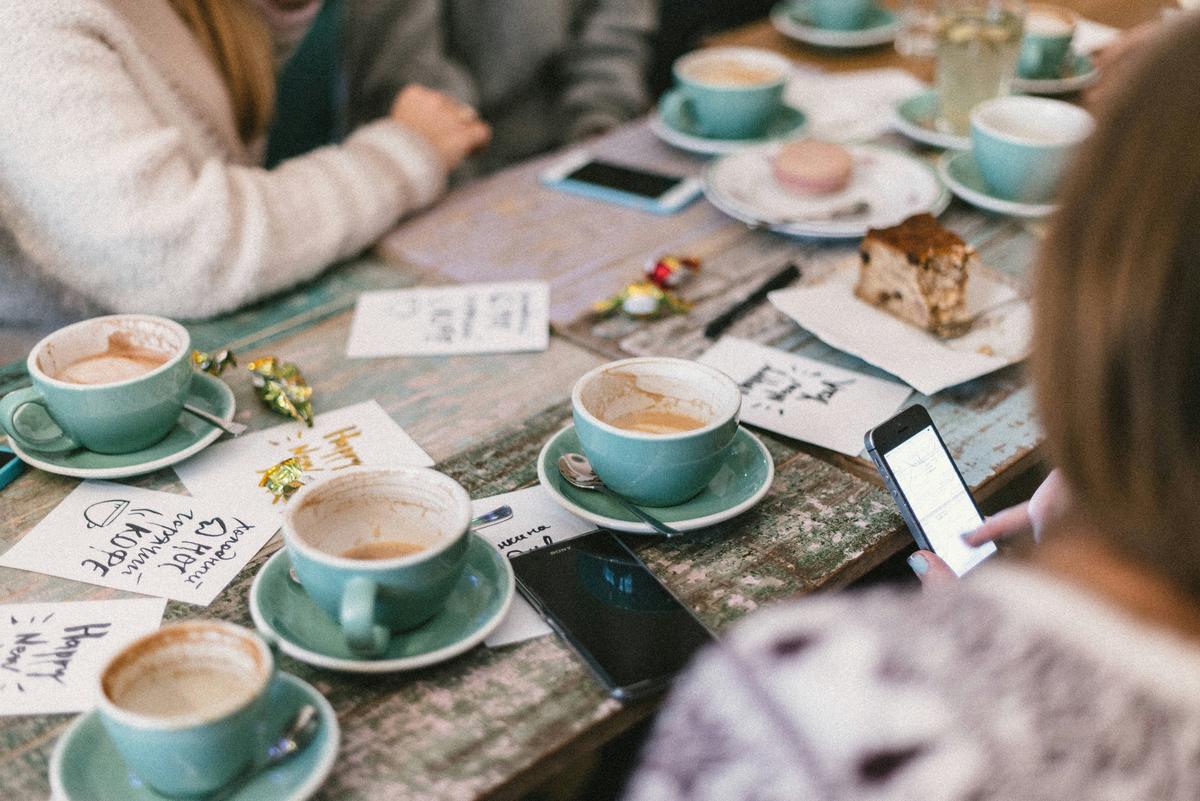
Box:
[937,150,1057,219]
[5,372,235,479]
[771,1,899,48]
[50,672,339,801]
[250,533,514,673]
[536,425,774,534]
[651,89,807,156]
[1012,52,1098,95]
[892,90,972,151]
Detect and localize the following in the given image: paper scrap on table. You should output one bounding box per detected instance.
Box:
[175,401,432,525]
[0,598,166,716]
[698,337,911,456]
[1073,18,1120,54]
[768,259,1031,396]
[0,482,273,605]
[784,68,927,143]
[471,486,597,648]
[346,281,550,358]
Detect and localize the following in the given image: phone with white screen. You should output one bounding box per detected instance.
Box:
[539,150,703,214]
[865,404,996,576]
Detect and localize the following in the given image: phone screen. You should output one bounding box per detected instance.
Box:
[565,161,683,200]
[882,425,996,576]
[510,531,713,697]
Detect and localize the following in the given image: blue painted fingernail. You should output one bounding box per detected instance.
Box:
[907,553,929,576]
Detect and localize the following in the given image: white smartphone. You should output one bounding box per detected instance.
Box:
[539,150,703,214]
[865,404,997,576]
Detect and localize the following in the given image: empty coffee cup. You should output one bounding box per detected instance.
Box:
[970,96,1094,203]
[672,47,792,139]
[0,314,191,454]
[572,357,742,507]
[1019,4,1078,79]
[96,621,275,797]
[282,466,473,656]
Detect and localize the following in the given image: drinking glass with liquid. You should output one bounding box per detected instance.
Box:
[935,0,1025,135]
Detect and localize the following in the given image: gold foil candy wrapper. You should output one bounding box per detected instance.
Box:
[247,356,314,426]
[191,349,236,376]
[259,457,304,504]
[593,281,691,319]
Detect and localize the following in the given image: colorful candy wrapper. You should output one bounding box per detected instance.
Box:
[247,356,314,426]
[644,255,700,290]
[259,457,304,504]
[191,349,236,376]
[593,281,692,318]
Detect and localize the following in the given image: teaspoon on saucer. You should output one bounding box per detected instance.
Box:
[557,453,682,538]
[182,403,247,436]
[206,704,320,801]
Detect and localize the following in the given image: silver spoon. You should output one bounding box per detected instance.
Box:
[206,704,320,801]
[557,453,682,538]
[183,403,247,436]
[753,200,872,230]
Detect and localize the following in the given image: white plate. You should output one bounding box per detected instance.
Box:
[770,2,899,48]
[938,150,1057,219]
[705,143,951,239]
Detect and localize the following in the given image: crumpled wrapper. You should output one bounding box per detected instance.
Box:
[191,349,236,376]
[247,356,314,426]
[593,281,692,318]
[644,255,700,289]
[258,457,305,504]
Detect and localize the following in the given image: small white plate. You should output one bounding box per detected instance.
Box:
[938,150,1057,219]
[705,143,950,239]
[770,1,900,48]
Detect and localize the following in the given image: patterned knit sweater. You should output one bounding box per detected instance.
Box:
[626,563,1200,801]
[0,0,446,328]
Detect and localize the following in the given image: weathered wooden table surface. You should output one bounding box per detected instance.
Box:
[0,4,1166,798]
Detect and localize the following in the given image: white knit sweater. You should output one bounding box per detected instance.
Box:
[0,0,446,327]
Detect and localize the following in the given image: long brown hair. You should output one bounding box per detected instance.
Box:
[168,0,276,143]
[1033,14,1200,595]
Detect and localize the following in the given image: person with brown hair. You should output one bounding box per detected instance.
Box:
[0,0,489,330]
[624,12,1200,801]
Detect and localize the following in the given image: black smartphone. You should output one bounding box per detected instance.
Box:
[510,530,714,700]
[540,150,703,213]
[865,404,996,576]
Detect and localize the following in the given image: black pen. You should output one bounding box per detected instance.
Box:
[703,262,801,340]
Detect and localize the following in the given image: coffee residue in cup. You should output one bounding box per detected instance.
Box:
[609,409,707,435]
[340,540,426,560]
[684,58,782,87]
[51,331,173,385]
[114,665,261,718]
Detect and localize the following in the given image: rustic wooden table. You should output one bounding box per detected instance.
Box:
[0,3,1173,799]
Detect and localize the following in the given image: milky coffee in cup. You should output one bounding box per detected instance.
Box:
[609,409,708,435]
[51,331,174,386]
[672,47,791,140]
[680,58,784,87]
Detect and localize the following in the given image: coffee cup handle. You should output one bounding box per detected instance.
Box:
[341,576,390,656]
[0,387,79,453]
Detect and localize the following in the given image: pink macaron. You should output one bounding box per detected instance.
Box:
[772,139,854,196]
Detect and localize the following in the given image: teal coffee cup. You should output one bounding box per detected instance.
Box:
[97,621,275,797]
[572,357,742,507]
[673,47,792,139]
[282,466,472,656]
[1019,4,1077,79]
[971,96,1094,203]
[0,314,191,454]
[810,0,874,30]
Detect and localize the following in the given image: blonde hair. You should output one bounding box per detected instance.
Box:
[168,0,276,143]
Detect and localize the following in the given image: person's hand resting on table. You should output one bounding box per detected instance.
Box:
[908,469,1071,586]
[390,85,491,172]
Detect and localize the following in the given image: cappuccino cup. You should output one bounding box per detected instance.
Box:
[810,0,874,30]
[0,314,191,454]
[1019,4,1078,79]
[572,357,741,507]
[96,622,274,797]
[673,47,792,139]
[282,466,473,656]
[971,96,1094,203]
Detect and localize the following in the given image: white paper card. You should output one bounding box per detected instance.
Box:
[346,281,550,357]
[0,598,166,716]
[471,486,597,648]
[769,259,1031,396]
[0,482,273,605]
[175,401,433,526]
[784,68,928,142]
[698,337,911,456]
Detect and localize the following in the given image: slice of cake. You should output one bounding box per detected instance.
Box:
[855,213,974,338]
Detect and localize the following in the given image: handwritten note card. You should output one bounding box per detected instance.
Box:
[175,401,433,525]
[346,281,550,358]
[0,598,165,716]
[698,337,911,456]
[0,483,273,605]
[471,486,597,648]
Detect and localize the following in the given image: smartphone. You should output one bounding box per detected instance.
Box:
[865,404,996,576]
[510,530,714,700]
[540,150,703,214]
[0,446,24,491]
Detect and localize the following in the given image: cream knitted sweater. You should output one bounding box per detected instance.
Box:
[0,0,446,327]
